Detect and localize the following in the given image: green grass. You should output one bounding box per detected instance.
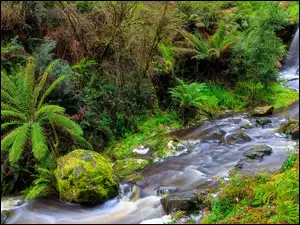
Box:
[271,83,299,110]
[201,152,299,224]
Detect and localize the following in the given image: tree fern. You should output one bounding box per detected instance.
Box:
[181,22,239,61]
[1,57,92,165]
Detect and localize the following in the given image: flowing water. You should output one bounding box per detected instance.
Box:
[2,29,299,224]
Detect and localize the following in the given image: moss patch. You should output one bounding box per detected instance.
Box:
[113,158,149,180]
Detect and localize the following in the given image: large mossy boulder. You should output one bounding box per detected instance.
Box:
[279,119,299,140]
[251,106,274,116]
[55,149,119,205]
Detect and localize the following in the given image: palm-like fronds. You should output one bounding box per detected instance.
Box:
[1,57,92,164]
[181,22,239,61]
[169,78,209,109]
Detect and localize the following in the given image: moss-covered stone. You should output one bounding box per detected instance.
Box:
[243,144,273,159]
[55,149,119,205]
[256,118,272,126]
[278,119,299,140]
[251,106,274,116]
[113,158,149,180]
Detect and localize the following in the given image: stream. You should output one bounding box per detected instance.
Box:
[2,28,299,224]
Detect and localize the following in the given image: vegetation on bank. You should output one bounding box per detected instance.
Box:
[201,152,299,224]
[1,0,299,208]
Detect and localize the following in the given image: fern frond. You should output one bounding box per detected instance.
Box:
[1,110,26,121]
[1,70,18,96]
[1,89,21,109]
[31,123,48,161]
[9,123,30,163]
[37,75,68,109]
[35,105,65,120]
[32,59,60,107]
[1,102,22,113]
[49,114,83,136]
[1,121,23,132]
[1,124,23,151]
[24,57,36,99]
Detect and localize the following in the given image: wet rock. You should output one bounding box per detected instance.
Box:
[156,186,179,196]
[278,119,299,140]
[243,144,273,159]
[55,150,119,205]
[234,158,260,170]
[251,106,274,116]
[226,130,251,144]
[292,130,299,140]
[160,190,208,214]
[241,123,254,129]
[114,158,149,180]
[256,118,272,126]
[1,210,13,224]
[1,211,7,224]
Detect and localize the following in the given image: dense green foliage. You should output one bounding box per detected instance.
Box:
[1,1,299,207]
[202,152,299,224]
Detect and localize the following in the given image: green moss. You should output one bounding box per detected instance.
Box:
[55,149,118,204]
[271,84,299,110]
[113,158,149,180]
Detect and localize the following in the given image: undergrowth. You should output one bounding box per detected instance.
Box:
[201,151,299,224]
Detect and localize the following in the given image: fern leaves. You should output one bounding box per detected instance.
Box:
[31,123,48,161]
[181,22,239,61]
[1,57,92,166]
[9,123,30,163]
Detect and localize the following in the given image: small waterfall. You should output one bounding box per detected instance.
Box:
[281,27,299,80]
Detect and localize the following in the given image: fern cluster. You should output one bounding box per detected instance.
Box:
[181,22,239,61]
[1,57,92,165]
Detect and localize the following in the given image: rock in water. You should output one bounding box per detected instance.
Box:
[243,144,273,159]
[251,106,274,116]
[256,118,272,126]
[55,149,119,205]
[1,211,7,224]
[278,119,299,140]
[160,190,208,214]
[226,130,251,144]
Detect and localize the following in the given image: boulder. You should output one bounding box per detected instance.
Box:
[226,130,251,144]
[243,145,273,159]
[256,118,272,126]
[279,119,299,140]
[55,149,119,205]
[160,190,208,214]
[251,106,274,116]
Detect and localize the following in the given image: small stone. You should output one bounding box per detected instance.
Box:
[256,118,272,126]
[241,123,254,129]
